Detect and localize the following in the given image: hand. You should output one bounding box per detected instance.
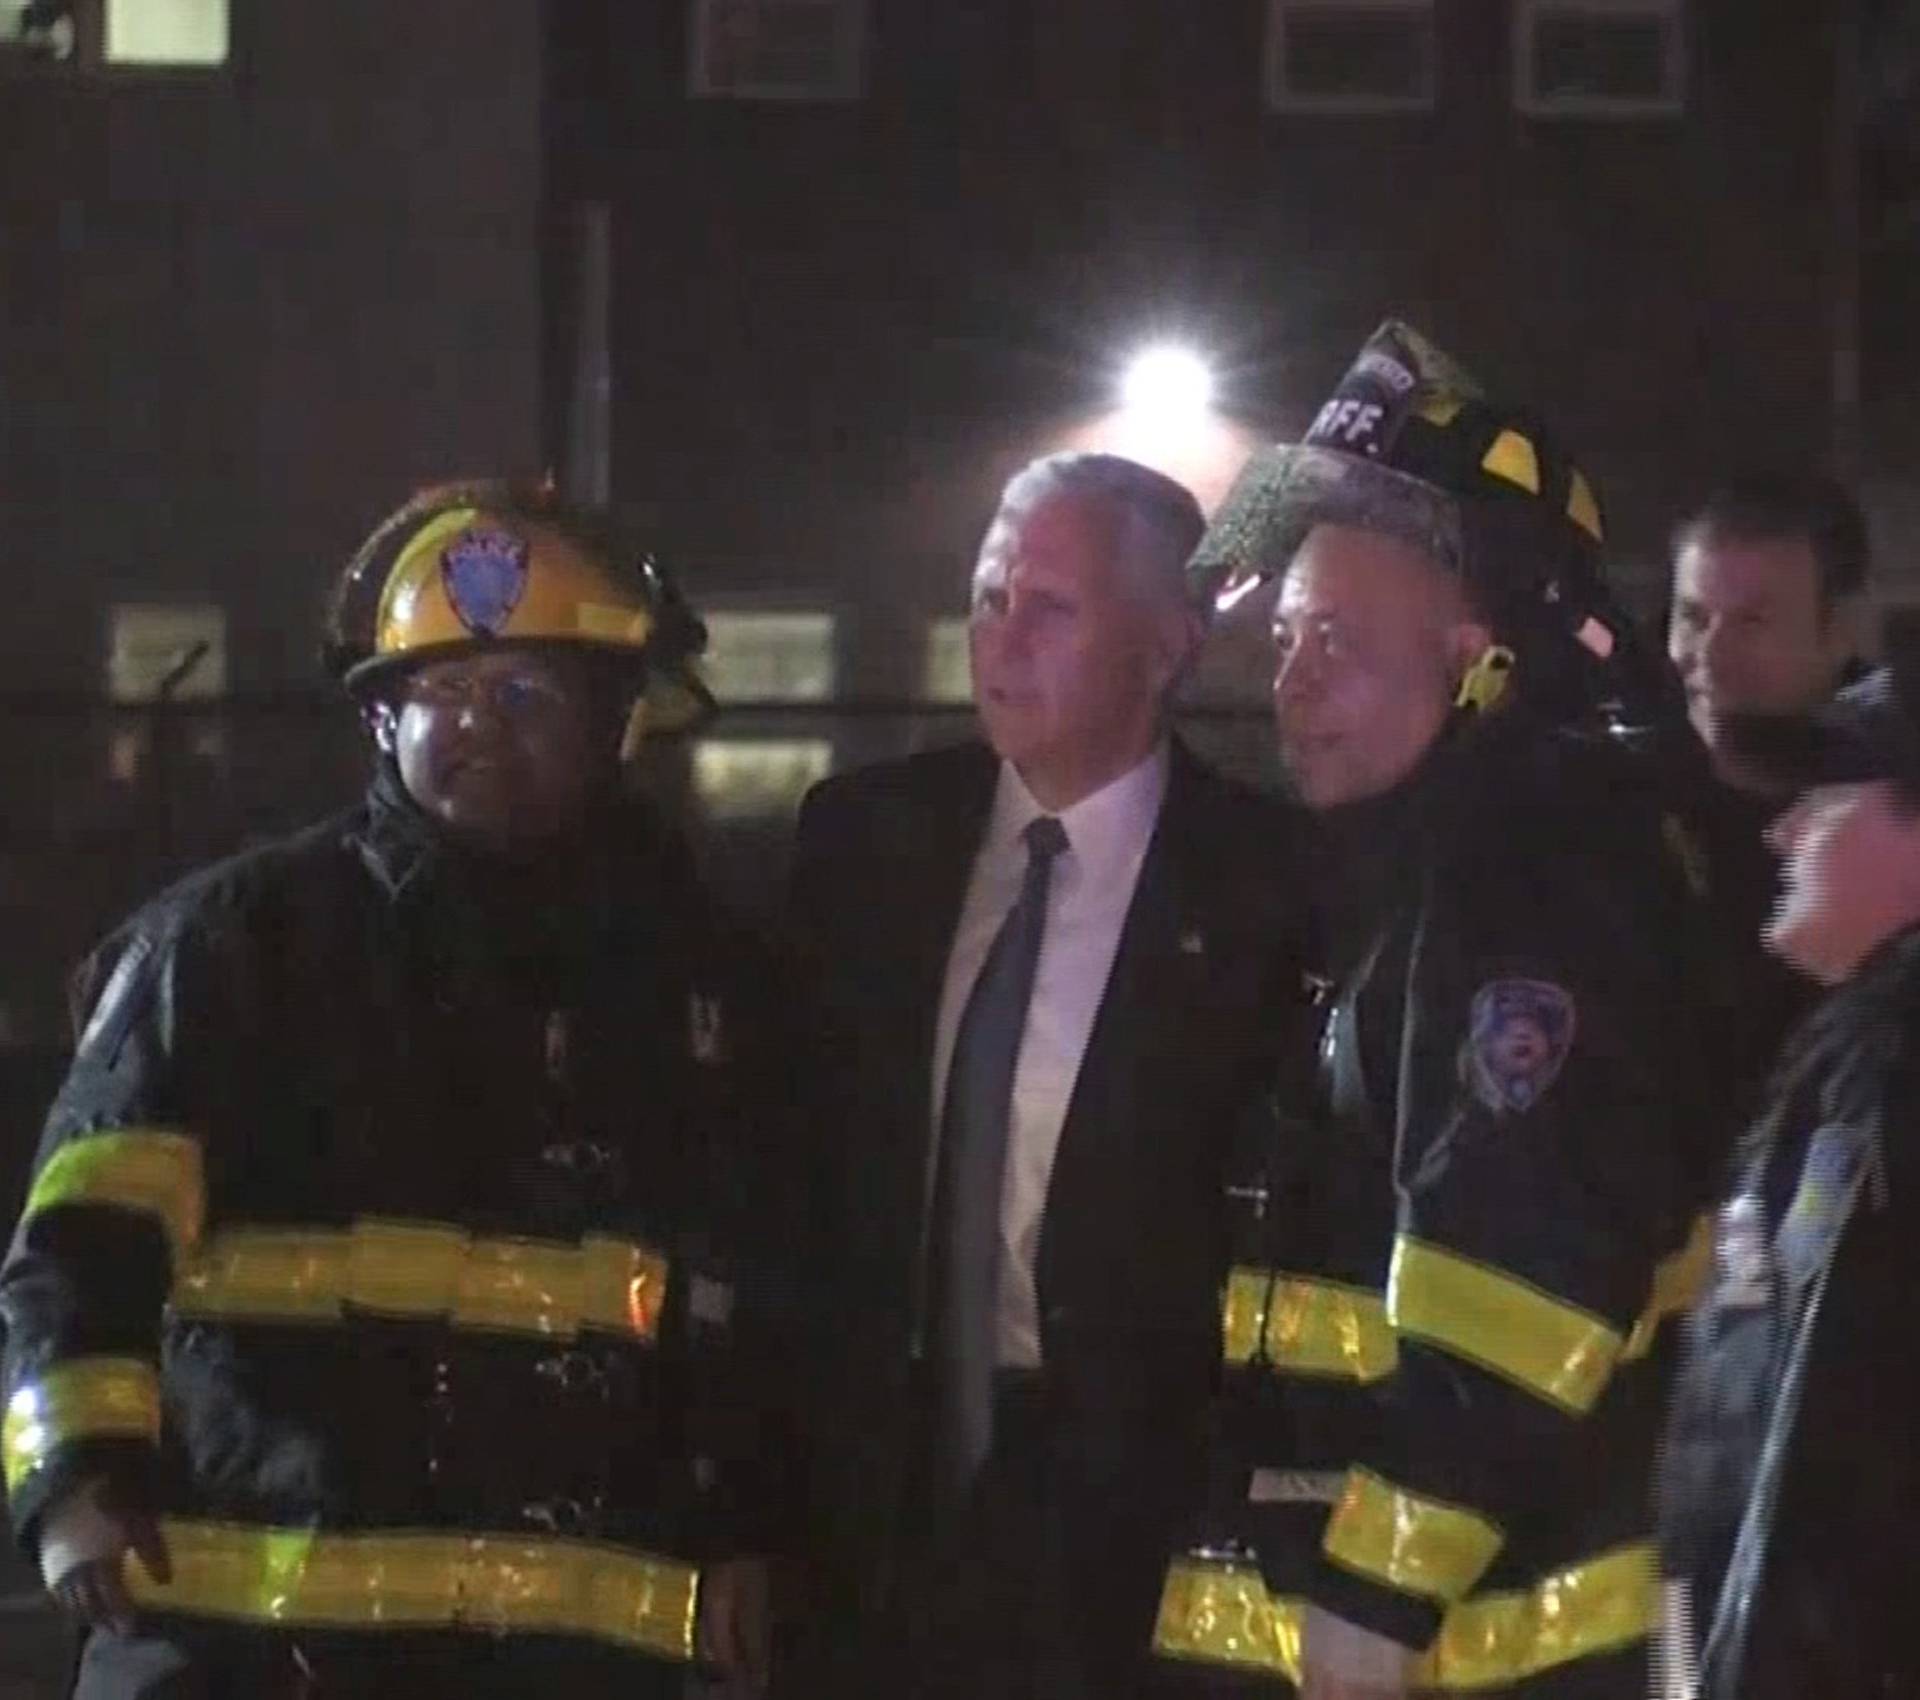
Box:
[44,1488,170,1636]
[696,1556,772,1698]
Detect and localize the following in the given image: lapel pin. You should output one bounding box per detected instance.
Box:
[1179,928,1206,957]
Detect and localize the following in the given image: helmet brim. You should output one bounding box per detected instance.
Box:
[343,635,716,737]
[1188,443,1464,613]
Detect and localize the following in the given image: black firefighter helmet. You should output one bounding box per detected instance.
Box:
[1190,320,1676,731]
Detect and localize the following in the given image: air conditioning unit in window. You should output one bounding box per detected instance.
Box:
[689,0,868,102]
[1515,0,1686,118]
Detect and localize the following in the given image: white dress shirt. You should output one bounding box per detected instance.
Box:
[929,745,1169,1368]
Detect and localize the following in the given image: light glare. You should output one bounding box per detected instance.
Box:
[1121,346,1215,421]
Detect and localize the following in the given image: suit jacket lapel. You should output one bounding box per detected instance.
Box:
[1044,742,1204,1214]
[892,743,999,1159]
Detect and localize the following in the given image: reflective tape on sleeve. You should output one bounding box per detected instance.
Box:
[1221,1267,1396,1382]
[1154,1542,1654,1689]
[172,1220,669,1344]
[4,1358,162,1496]
[1323,1469,1504,1604]
[23,1130,205,1264]
[1388,1237,1623,1415]
[127,1518,699,1662]
[1153,1554,1302,1680]
[1621,1215,1712,1365]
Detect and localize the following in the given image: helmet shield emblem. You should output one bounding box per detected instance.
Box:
[441,526,531,637]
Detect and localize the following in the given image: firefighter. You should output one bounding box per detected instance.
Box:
[1,481,777,1697]
[1656,627,1920,1700]
[1153,323,1721,1698]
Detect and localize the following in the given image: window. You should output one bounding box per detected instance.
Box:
[106,604,226,703]
[1514,0,1685,117]
[105,0,225,63]
[922,617,972,705]
[689,0,867,102]
[1,0,228,70]
[1264,0,1436,114]
[701,611,836,702]
[693,740,834,821]
[1,2,76,62]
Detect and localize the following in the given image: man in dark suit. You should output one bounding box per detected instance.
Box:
[784,452,1307,1698]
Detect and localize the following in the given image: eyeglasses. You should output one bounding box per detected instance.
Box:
[400,666,573,721]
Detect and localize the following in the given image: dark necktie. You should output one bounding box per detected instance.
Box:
[928,813,1069,1495]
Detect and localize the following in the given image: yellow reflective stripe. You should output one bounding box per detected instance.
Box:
[1567,469,1604,542]
[127,1518,698,1662]
[1153,1555,1302,1680]
[1155,1544,1654,1689]
[173,1222,669,1343]
[4,1358,162,1496]
[1480,429,1541,493]
[24,1130,205,1263]
[1621,1214,1712,1364]
[1269,1276,1396,1382]
[1222,1268,1397,1381]
[1388,1237,1623,1416]
[1221,1267,1271,1365]
[1324,1468,1503,1603]
[1424,1540,1655,1690]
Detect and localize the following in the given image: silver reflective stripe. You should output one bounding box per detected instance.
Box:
[1652,1576,1701,1700]
[1247,1468,1344,1505]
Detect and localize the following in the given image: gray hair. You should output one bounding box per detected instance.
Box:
[979,452,1207,617]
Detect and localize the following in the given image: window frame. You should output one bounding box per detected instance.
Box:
[1512,0,1687,120]
[1,0,234,78]
[687,0,870,104]
[1262,0,1439,117]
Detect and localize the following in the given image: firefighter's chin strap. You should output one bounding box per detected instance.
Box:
[1454,644,1515,715]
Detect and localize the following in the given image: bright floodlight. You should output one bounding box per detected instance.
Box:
[1121,345,1214,420]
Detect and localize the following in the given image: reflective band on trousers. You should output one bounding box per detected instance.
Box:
[172,1220,670,1343]
[126,1518,699,1662]
[1324,1468,1504,1603]
[23,1130,205,1264]
[3,1358,163,1495]
[1155,1542,1657,1690]
[1388,1238,1622,1416]
[1222,1267,1396,1382]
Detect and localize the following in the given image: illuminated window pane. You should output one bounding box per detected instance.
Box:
[923,617,972,705]
[694,740,834,822]
[703,612,835,703]
[1,1,76,60]
[107,604,227,703]
[106,0,228,65]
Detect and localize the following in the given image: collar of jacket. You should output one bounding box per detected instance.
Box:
[346,761,694,992]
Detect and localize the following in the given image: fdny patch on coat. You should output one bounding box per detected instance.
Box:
[441,525,529,636]
[1463,978,1576,1115]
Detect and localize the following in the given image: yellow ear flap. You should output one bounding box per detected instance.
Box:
[1455,645,1516,713]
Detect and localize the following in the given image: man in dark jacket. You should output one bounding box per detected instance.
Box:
[1657,628,1920,1700]
[1,481,776,1698]
[1666,473,1871,1131]
[1155,324,1720,1698]
[785,453,1309,1698]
